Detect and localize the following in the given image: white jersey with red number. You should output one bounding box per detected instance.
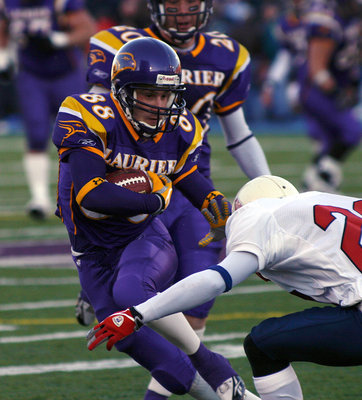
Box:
[226,191,362,307]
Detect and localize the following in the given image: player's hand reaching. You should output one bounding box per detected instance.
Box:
[147,172,173,215]
[199,195,231,248]
[87,307,144,351]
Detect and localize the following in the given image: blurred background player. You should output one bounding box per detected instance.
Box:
[87,174,362,400]
[260,0,307,119]
[53,37,246,400]
[299,0,362,193]
[0,0,96,219]
[81,0,270,334]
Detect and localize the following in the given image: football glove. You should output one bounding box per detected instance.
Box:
[147,171,173,215]
[87,307,144,351]
[198,194,231,248]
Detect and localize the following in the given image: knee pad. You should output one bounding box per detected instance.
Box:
[243,334,289,377]
[151,368,191,395]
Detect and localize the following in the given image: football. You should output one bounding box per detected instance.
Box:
[106,169,152,194]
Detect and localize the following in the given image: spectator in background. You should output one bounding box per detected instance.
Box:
[300,0,361,193]
[86,0,150,31]
[0,0,96,219]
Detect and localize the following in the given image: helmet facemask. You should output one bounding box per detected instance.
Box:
[148,0,213,43]
[114,82,186,139]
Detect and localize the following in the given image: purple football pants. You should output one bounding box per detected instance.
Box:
[16,67,88,151]
[159,188,222,319]
[74,218,196,395]
[300,85,361,156]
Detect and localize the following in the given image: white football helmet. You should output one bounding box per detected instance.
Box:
[232,175,299,212]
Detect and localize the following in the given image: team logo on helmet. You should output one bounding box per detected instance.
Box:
[112,52,136,80]
[156,74,180,85]
[89,49,106,65]
[58,120,87,145]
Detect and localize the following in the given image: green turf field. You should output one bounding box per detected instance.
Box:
[0,133,361,399]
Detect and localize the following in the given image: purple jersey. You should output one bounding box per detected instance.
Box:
[0,0,85,77]
[303,0,360,87]
[275,12,307,71]
[87,25,251,178]
[52,92,204,251]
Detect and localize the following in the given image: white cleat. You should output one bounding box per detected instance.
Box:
[302,156,342,194]
[216,376,245,400]
[75,293,96,326]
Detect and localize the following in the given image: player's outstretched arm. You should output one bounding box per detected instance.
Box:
[87,252,259,351]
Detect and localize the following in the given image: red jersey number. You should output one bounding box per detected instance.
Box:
[314,200,362,272]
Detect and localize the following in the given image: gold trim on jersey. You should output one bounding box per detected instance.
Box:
[61,96,108,150]
[76,177,105,205]
[58,146,104,158]
[144,27,159,39]
[174,113,203,174]
[191,34,206,57]
[214,99,245,114]
[218,43,250,98]
[93,30,124,51]
[173,165,197,185]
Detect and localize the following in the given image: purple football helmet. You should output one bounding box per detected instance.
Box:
[148,0,213,43]
[111,37,186,139]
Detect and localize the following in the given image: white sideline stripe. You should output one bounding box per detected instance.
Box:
[0,285,279,311]
[0,330,246,345]
[0,342,246,376]
[0,277,78,286]
[0,330,87,344]
[0,359,139,376]
[0,254,73,268]
[0,325,17,332]
[0,300,75,311]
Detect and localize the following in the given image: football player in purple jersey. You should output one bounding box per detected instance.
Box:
[78,3,269,393]
[261,0,307,114]
[53,37,247,400]
[78,2,270,397]
[0,0,96,219]
[299,0,362,193]
[87,174,362,400]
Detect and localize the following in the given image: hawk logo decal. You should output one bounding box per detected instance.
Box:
[89,49,107,65]
[111,52,136,80]
[58,120,87,145]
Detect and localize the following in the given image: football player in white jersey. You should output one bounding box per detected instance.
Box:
[87,175,362,400]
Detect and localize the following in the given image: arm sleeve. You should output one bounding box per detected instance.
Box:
[68,150,161,216]
[174,168,216,209]
[218,108,271,178]
[135,251,258,323]
[265,49,292,84]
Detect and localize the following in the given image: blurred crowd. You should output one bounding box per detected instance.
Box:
[0,0,295,130]
[0,0,361,130]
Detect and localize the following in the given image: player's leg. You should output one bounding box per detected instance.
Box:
[113,218,245,399]
[74,237,210,398]
[300,86,360,192]
[244,304,362,399]
[16,70,52,218]
[160,190,221,335]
